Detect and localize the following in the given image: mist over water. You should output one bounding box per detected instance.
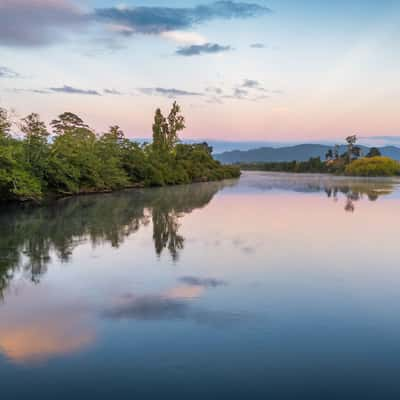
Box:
[1,172,400,399]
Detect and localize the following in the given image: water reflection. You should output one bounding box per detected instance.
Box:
[1,174,398,298]
[1,172,400,397]
[242,172,398,212]
[0,181,231,298]
[0,303,94,363]
[102,279,239,326]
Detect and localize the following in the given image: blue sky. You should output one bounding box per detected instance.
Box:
[1,0,400,144]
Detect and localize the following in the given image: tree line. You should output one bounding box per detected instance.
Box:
[0,102,240,202]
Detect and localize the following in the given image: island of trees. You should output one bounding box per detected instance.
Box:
[0,102,240,202]
[241,135,400,177]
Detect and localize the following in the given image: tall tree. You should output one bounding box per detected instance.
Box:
[166,101,185,149]
[0,108,11,139]
[20,113,49,167]
[334,144,340,160]
[152,102,185,152]
[345,135,360,163]
[152,108,167,151]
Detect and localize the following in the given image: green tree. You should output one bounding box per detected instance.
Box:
[51,112,89,135]
[95,125,129,189]
[48,113,101,193]
[166,101,185,149]
[152,108,167,151]
[0,108,11,139]
[366,147,381,158]
[20,113,50,182]
[152,102,185,152]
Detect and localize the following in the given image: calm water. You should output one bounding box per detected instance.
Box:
[1,171,400,399]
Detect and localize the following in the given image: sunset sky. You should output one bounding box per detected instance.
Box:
[1,0,399,143]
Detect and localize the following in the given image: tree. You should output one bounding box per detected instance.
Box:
[152,102,185,152]
[0,108,11,139]
[346,135,359,163]
[48,114,100,193]
[20,113,50,177]
[95,125,128,189]
[325,149,333,161]
[366,147,381,158]
[166,101,185,149]
[334,144,340,160]
[51,112,89,135]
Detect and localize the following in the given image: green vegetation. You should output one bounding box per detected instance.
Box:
[241,135,400,177]
[241,157,329,173]
[366,147,382,158]
[345,156,400,177]
[0,103,240,203]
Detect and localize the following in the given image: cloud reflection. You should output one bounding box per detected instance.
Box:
[0,311,94,364]
[102,277,238,327]
[178,276,226,288]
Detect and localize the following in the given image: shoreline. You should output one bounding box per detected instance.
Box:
[0,175,241,207]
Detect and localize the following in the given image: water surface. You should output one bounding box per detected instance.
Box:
[1,172,400,399]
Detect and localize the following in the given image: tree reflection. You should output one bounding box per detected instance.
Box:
[322,181,394,212]
[246,173,395,213]
[0,180,232,297]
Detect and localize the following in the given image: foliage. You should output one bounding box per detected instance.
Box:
[345,157,400,177]
[241,157,330,173]
[366,147,381,158]
[152,101,185,152]
[0,104,240,203]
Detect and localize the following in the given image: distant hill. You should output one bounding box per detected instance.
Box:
[214,144,400,163]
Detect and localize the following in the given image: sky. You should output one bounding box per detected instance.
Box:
[1,0,400,144]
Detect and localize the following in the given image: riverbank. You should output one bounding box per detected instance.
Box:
[1,167,241,205]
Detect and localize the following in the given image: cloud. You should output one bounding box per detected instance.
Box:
[208,79,273,102]
[1,1,271,48]
[0,0,86,47]
[9,88,50,94]
[0,66,20,78]
[233,88,248,98]
[95,1,271,35]
[179,276,227,288]
[242,79,261,88]
[49,85,101,96]
[250,43,265,48]
[138,87,203,98]
[104,88,123,95]
[206,87,224,95]
[161,31,207,45]
[176,43,232,56]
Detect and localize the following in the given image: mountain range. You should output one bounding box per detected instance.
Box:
[214,144,400,164]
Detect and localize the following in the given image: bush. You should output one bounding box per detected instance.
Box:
[345,157,400,177]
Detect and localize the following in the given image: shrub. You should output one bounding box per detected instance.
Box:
[345,157,400,177]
